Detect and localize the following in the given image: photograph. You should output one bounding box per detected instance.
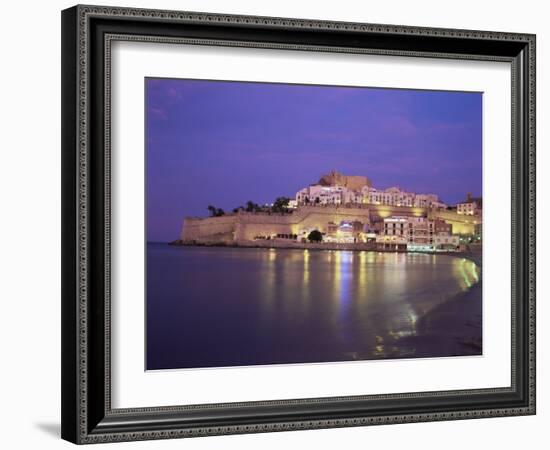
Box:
[56,3,536,445]
[146,78,483,370]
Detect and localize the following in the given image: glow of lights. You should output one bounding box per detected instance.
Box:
[471,263,479,283]
[459,259,472,289]
[408,310,418,327]
[303,249,310,284]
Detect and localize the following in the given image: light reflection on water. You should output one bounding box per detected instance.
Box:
[147,244,481,370]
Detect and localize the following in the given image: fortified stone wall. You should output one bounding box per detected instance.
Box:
[429,209,478,235]
[181,206,374,243]
[234,206,373,241]
[369,204,427,219]
[234,222,293,241]
[180,215,237,243]
[180,204,479,244]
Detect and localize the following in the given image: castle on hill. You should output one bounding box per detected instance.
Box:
[179,171,481,251]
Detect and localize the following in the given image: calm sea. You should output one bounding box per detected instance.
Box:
[146,243,480,370]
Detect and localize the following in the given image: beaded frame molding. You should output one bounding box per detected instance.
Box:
[61,4,536,444]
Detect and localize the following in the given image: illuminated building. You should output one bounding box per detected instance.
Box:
[375,216,459,252]
[406,217,434,250]
[325,220,367,243]
[434,218,453,234]
[434,233,460,250]
[457,192,482,215]
[295,184,346,205]
[375,216,435,251]
[180,171,479,253]
[295,172,445,209]
[375,216,408,250]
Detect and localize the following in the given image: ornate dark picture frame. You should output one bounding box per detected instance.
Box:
[61,4,536,444]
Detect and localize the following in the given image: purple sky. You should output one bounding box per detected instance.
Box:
[146,78,482,242]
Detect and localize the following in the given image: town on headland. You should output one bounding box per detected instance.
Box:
[174,171,482,254]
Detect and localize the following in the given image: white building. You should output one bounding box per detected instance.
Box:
[374,216,431,250]
[434,233,460,250]
[343,189,364,205]
[364,186,416,207]
[406,217,434,251]
[295,185,345,205]
[457,201,481,215]
[382,216,409,237]
[375,216,458,251]
[375,216,409,249]
[295,178,445,209]
[413,193,439,208]
[457,193,482,215]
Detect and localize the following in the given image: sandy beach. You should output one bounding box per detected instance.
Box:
[392,251,482,358]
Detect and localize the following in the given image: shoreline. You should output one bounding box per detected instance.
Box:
[168,239,481,265]
[392,279,482,357]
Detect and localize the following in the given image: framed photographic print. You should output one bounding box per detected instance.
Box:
[61,5,536,444]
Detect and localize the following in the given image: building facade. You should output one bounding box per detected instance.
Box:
[457,193,482,216]
[375,215,459,251]
[434,233,460,250]
[295,171,445,209]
